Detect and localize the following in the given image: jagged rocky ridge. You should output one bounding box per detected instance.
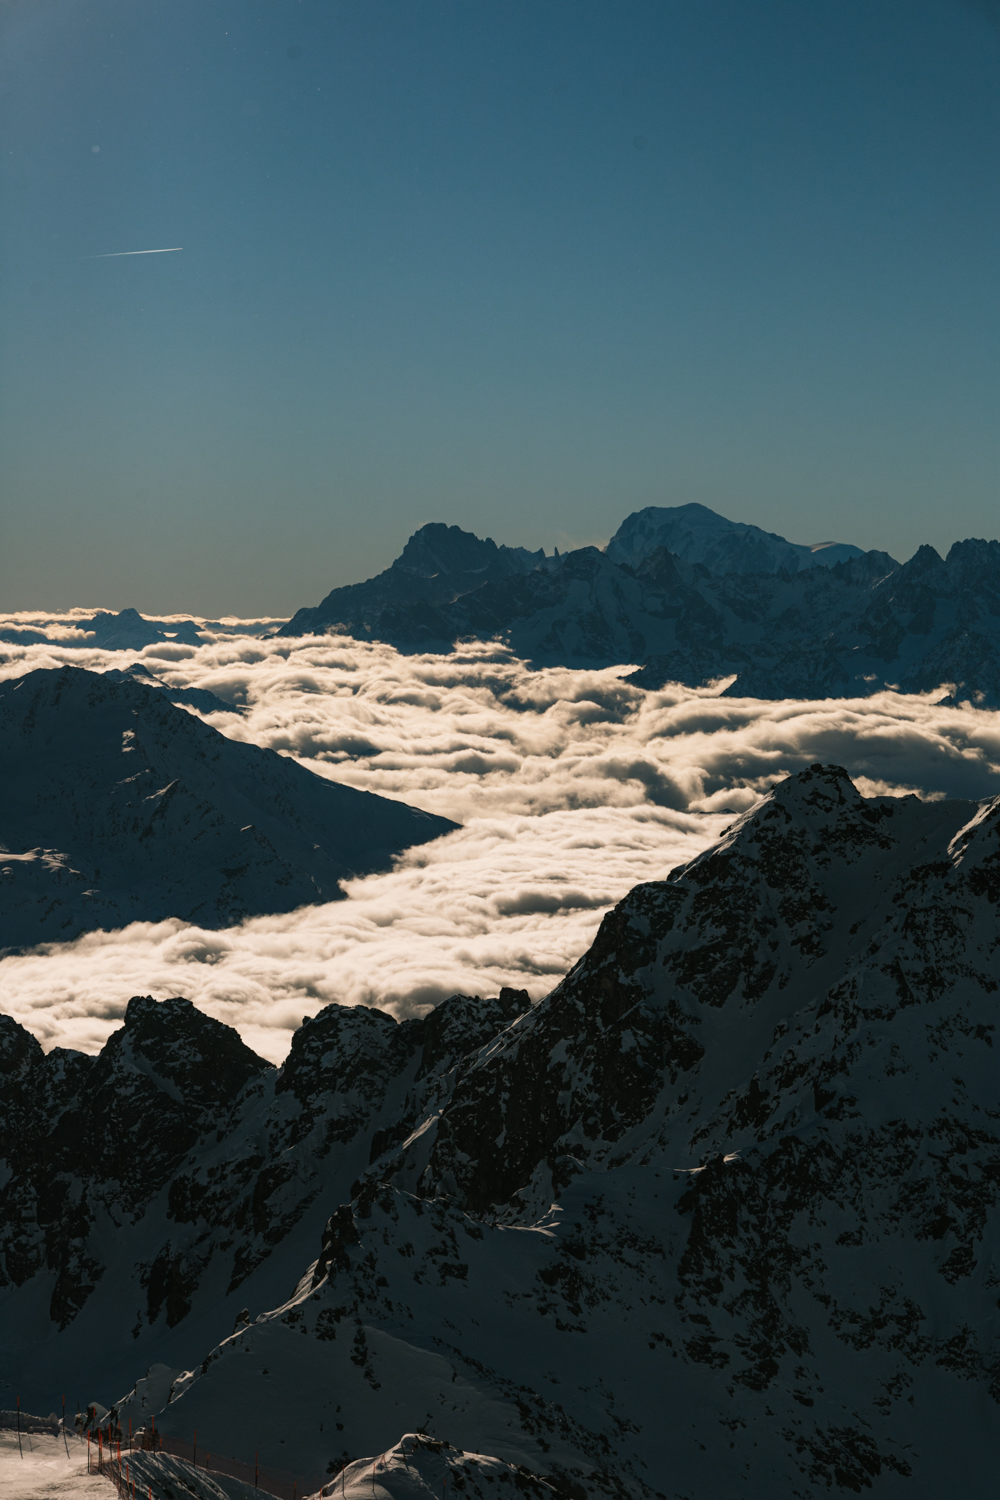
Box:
[0,988,528,1413]
[7,765,1000,1494]
[278,511,1000,706]
[0,666,455,947]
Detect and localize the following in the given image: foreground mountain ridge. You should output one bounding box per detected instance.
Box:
[5,764,1000,1494]
[0,666,455,948]
[277,507,1000,707]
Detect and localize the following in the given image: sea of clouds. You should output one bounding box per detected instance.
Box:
[2,611,1000,1064]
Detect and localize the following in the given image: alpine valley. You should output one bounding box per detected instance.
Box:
[4,765,1000,1497]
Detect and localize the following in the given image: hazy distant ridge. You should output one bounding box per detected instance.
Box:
[278,505,1000,707]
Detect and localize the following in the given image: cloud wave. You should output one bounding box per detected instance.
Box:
[2,619,999,1063]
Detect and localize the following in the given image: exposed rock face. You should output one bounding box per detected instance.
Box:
[0,987,530,1417]
[136,768,1000,1498]
[275,515,1000,706]
[0,997,269,1333]
[0,666,455,947]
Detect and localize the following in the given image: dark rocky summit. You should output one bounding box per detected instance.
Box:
[6,766,1000,1495]
[0,666,455,948]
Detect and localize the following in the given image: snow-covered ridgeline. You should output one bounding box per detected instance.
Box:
[6,766,1000,1493]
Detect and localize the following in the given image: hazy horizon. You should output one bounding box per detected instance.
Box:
[3,0,999,615]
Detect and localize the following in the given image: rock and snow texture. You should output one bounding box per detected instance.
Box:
[603,503,867,575]
[0,666,455,947]
[8,765,1000,1493]
[274,515,1000,707]
[312,1435,560,1499]
[0,988,528,1418]
[122,767,1000,1497]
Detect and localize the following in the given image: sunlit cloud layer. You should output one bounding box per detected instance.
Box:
[2,618,999,1064]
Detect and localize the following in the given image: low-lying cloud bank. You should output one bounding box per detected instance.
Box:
[2,619,999,1062]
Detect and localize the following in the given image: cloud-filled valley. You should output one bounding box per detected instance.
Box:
[2,615,1000,1063]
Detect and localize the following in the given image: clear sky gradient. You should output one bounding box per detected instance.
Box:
[2,0,998,615]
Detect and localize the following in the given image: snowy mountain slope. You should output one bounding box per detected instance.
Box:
[100,662,241,715]
[84,1432,560,1500]
[604,503,868,574]
[312,1434,561,1500]
[143,767,1000,1497]
[0,667,455,948]
[0,989,528,1422]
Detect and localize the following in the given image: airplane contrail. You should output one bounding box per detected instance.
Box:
[87,247,183,258]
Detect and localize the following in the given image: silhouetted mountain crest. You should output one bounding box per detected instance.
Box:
[274,511,1000,705]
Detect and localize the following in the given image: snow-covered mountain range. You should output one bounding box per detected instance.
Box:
[0,667,455,949]
[5,765,1000,1496]
[278,508,1000,706]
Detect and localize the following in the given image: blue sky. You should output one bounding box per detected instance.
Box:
[1,0,998,614]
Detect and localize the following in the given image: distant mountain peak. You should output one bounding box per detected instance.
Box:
[604,502,870,574]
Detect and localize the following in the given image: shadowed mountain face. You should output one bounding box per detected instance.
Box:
[6,767,1000,1496]
[0,667,456,948]
[0,987,529,1419]
[276,515,1000,706]
[279,522,550,641]
[149,768,1000,1497]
